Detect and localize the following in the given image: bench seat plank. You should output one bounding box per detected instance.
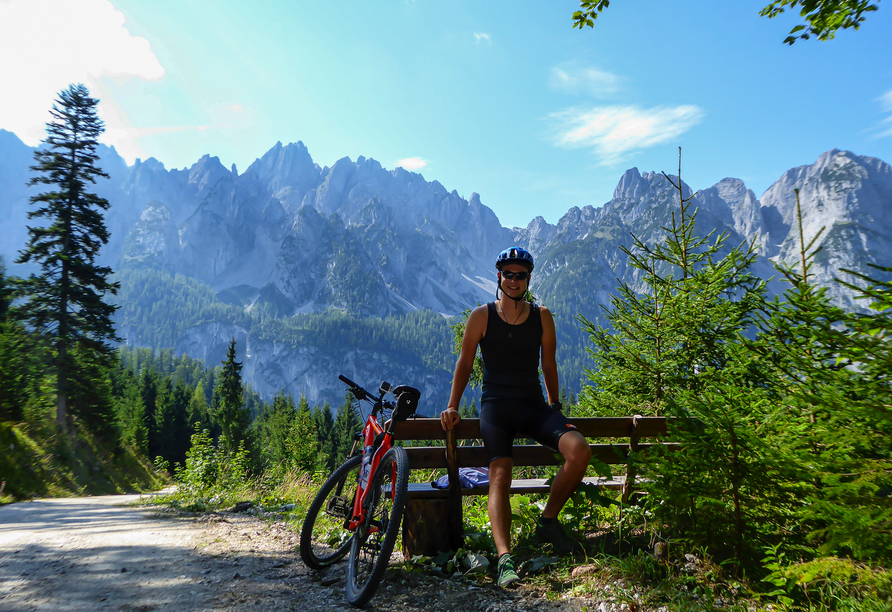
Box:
[405,475,627,499]
[402,443,677,469]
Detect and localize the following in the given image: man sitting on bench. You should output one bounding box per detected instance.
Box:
[440,246,592,588]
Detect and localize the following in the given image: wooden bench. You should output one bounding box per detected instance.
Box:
[393,416,672,557]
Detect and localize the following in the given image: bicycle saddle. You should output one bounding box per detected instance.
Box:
[391,385,421,421]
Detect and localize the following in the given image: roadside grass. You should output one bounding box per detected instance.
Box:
[0,420,164,504]
[144,463,892,612]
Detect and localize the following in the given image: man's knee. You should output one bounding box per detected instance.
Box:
[561,432,591,467]
[489,457,513,487]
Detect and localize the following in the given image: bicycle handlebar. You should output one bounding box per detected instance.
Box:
[338,374,359,388]
[339,374,369,400]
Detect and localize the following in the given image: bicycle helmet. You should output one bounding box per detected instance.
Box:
[495,246,534,271]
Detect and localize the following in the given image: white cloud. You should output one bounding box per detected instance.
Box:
[549,65,620,98]
[474,32,491,44]
[0,0,164,146]
[549,105,704,165]
[881,88,892,112]
[396,157,428,171]
[876,89,892,138]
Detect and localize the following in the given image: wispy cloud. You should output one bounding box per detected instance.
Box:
[396,157,429,171]
[226,104,245,113]
[881,89,892,112]
[549,65,620,98]
[876,88,892,138]
[0,0,165,146]
[474,32,491,44]
[549,105,704,165]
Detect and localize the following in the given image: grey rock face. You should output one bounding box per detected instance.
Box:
[759,150,892,309]
[242,338,449,415]
[121,201,179,271]
[2,133,891,403]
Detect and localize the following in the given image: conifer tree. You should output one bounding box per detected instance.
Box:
[753,194,892,562]
[212,338,251,452]
[0,257,12,320]
[115,380,148,453]
[333,394,362,464]
[258,391,297,471]
[0,258,31,422]
[14,84,119,427]
[580,152,765,418]
[313,403,336,470]
[140,366,160,453]
[578,151,784,565]
[292,396,319,473]
[188,381,211,430]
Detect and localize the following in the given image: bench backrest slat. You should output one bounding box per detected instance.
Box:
[393,416,667,442]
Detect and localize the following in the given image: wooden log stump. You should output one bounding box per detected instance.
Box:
[401,498,452,558]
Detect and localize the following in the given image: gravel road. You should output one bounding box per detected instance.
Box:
[0,494,597,612]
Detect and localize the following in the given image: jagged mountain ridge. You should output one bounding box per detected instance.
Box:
[523,149,891,333]
[108,140,512,317]
[2,129,891,406]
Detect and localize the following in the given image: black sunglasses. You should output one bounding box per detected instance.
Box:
[501,270,529,281]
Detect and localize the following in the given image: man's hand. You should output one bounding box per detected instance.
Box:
[440,408,460,431]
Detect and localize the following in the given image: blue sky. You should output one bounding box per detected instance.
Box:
[2,0,891,229]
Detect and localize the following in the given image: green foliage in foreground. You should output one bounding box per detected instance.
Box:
[572,0,881,44]
[577,169,891,608]
[172,428,253,508]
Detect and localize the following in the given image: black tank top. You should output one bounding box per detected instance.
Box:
[479,302,544,401]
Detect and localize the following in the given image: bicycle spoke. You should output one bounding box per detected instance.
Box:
[345,446,409,607]
[299,455,362,570]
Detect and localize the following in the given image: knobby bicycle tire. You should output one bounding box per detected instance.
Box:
[299,454,362,570]
[345,445,409,607]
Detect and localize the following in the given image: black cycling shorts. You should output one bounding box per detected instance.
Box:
[479,397,579,463]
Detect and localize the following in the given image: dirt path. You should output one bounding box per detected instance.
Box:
[0,494,597,612]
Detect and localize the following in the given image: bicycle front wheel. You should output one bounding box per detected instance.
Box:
[300,454,362,570]
[345,446,409,607]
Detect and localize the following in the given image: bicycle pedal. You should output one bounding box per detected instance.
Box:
[325,496,351,518]
[367,521,383,534]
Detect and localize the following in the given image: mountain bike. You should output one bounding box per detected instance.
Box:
[299,374,420,607]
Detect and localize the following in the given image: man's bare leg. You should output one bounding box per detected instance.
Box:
[488,457,514,556]
[542,431,591,519]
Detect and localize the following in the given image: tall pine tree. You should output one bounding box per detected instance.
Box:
[212,338,251,452]
[332,394,362,465]
[578,151,784,566]
[15,84,119,427]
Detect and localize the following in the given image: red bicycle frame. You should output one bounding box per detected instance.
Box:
[340,378,400,532]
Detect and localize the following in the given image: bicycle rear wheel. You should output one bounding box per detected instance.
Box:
[345,446,409,607]
[300,454,362,570]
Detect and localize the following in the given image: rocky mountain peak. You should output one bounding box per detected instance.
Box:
[695,178,766,251]
[515,215,557,256]
[187,154,230,190]
[135,157,166,172]
[760,150,887,230]
[244,141,321,212]
[612,167,646,202]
